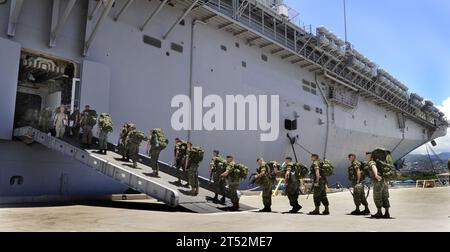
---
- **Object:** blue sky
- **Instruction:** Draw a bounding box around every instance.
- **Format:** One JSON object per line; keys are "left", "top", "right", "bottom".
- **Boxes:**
{"left": 286, "top": 0, "right": 450, "bottom": 103}
{"left": 285, "top": 0, "right": 450, "bottom": 153}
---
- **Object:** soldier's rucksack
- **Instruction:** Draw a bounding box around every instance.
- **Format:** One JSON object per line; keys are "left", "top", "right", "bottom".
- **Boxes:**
{"left": 151, "top": 128, "right": 169, "bottom": 150}
{"left": 293, "top": 163, "right": 309, "bottom": 180}
{"left": 212, "top": 157, "right": 227, "bottom": 173}
{"left": 98, "top": 113, "right": 113, "bottom": 132}
{"left": 348, "top": 160, "right": 368, "bottom": 182}
{"left": 371, "top": 148, "right": 399, "bottom": 181}
{"left": 189, "top": 146, "right": 204, "bottom": 164}
{"left": 266, "top": 161, "right": 280, "bottom": 181}
{"left": 128, "top": 130, "right": 146, "bottom": 144}
{"left": 85, "top": 110, "right": 97, "bottom": 127}
{"left": 320, "top": 159, "right": 334, "bottom": 177}
{"left": 231, "top": 163, "right": 249, "bottom": 180}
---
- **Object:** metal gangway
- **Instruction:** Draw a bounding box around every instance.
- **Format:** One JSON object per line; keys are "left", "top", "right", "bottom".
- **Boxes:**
{"left": 13, "top": 127, "right": 254, "bottom": 213}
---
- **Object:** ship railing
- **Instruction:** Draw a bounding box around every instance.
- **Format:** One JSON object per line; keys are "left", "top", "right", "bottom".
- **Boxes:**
{"left": 196, "top": 0, "right": 443, "bottom": 128}
{"left": 13, "top": 126, "right": 180, "bottom": 207}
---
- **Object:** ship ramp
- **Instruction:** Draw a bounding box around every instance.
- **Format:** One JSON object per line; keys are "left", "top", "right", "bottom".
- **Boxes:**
{"left": 13, "top": 127, "right": 255, "bottom": 213}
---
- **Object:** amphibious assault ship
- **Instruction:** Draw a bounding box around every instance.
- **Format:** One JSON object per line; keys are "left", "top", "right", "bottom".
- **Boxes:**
{"left": 0, "top": 0, "right": 447, "bottom": 211}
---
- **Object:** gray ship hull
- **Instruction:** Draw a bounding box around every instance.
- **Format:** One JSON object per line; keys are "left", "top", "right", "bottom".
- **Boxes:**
{"left": 0, "top": 0, "right": 447, "bottom": 199}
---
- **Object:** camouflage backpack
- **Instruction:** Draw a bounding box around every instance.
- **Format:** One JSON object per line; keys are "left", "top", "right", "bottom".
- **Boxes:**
{"left": 371, "top": 148, "right": 399, "bottom": 181}
{"left": 293, "top": 163, "right": 309, "bottom": 180}
{"left": 189, "top": 146, "right": 205, "bottom": 164}
{"left": 348, "top": 160, "right": 368, "bottom": 182}
{"left": 98, "top": 113, "right": 113, "bottom": 133}
{"left": 212, "top": 156, "right": 227, "bottom": 174}
{"left": 128, "top": 130, "right": 146, "bottom": 144}
{"left": 120, "top": 123, "right": 134, "bottom": 138}
{"left": 151, "top": 128, "right": 169, "bottom": 150}
{"left": 266, "top": 161, "right": 280, "bottom": 181}
{"left": 320, "top": 159, "right": 334, "bottom": 177}
{"left": 231, "top": 163, "right": 249, "bottom": 181}
{"left": 84, "top": 109, "right": 97, "bottom": 127}
{"left": 176, "top": 141, "right": 188, "bottom": 158}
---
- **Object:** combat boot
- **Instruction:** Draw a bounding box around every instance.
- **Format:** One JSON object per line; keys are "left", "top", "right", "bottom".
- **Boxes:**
{"left": 289, "top": 204, "right": 302, "bottom": 213}
{"left": 322, "top": 207, "right": 330, "bottom": 215}
{"left": 383, "top": 209, "right": 391, "bottom": 219}
{"left": 308, "top": 207, "right": 320, "bottom": 215}
{"left": 259, "top": 207, "right": 272, "bottom": 213}
{"left": 371, "top": 209, "right": 384, "bottom": 219}
{"left": 229, "top": 203, "right": 239, "bottom": 211}
{"left": 361, "top": 207, "right": 370, "bottom": 215}
{"left": 350, "top": 209, "right": 361, "bottom": 215}
{"left": 213, "top": 194, "right": 219, "bottom": 202}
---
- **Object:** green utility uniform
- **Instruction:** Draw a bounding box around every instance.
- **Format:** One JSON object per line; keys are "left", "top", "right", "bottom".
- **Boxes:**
{"left": 210, "top": 156, "right": 226, "bottom": 201}
{"left": 284, "top": 162, "right": 301, "bottom": 210}
{"left": 186, "top": 150, "right": 200, "bottom": 193}
{"left": 369, "top": 160, "right": 390, "bottom": 209}
{"left": 118, "top": 123, "right": 134, "bottom": 160}
{"left": 126, "top": 130, "right": 147, "bottom": 168}
{"left": 256, "top": 163, "right": 273, "bottom": 209}
{"left": 97, "top": 113, "right": 113, "bottom": 153}
{"left": 149, "top": 133, "right": 162, "bottom": 175}
{"left": 311, "top": 160, "right": 329, "bottom": 208}
{"left": 80, "top": 110, "right": 96, "bottom": 147}
{"left": 175, "top": 141, "right": 188, "bottom": 182}
{"left": 225, "top": 161, "right": 239, "bottom": 207}
{"left": 349, "top": 160, "right": 369, "bottom": 208}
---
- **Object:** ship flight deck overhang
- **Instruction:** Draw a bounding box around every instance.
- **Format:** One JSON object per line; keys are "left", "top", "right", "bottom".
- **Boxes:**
{"left": 174, "top": 0, "right": 448, "bottom": 130}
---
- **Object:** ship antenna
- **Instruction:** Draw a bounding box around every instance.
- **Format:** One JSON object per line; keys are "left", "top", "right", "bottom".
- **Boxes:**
{"left": 343, "top": 0, "right": 348, "bottom": 49}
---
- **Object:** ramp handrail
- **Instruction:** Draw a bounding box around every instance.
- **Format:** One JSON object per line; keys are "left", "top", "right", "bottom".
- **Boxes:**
{"left": 13, "top": 127, "right": 180, "bottom": 207}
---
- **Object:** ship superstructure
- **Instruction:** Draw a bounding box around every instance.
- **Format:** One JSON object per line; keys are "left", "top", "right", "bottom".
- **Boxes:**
{"left": 0, "top": 0, "right": 447, "bottom": 203}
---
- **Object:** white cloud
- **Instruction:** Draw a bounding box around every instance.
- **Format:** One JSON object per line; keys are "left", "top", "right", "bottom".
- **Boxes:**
{"left": 412, "top": 97, "right": 450, "bottom": 155}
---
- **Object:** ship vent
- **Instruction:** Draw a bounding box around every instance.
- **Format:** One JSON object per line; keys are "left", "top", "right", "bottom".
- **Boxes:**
{"left": 143, "top": 35, "right": 162, "bottom": 48}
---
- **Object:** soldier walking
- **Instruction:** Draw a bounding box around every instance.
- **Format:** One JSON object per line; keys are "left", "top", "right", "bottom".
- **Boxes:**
{"left": 174, "top": 138, "right": 188, "bottom": 184}
{"left": 210, "top": 150, "right": 226, "bottom": 204}
{"left": 118, "top": 123, "right": 135, "bottom": 161}
{"left": 367, "top": 152, "right": 391, "bottom": 219}
{"left": 147, "top": 128, "right": 168, "bottom": 177}
{"left": 348, "top": 154, "right": 370, "bottom": 215}
{"left": 309, "top": 154, "right": 330, "bottom": 215}
{"left": 97, "top": 113, "right": 113, "bottom": 154}
{"left": 185, "top": 142, "right": 203, "bottom": 196}
{"left": 255, "top": 158, "right": 273, "bottom": 212}
{"left": 126, "top": 129, "right": 147, "bottom": 168}
{"left": 282, "top": 157, "right": 302, "bottom": 213}
{"left": 80, "top": 105, "right": 97, "bottom": 149}
{"left": 221, "top": 156, "right": 239, "bottom": 211}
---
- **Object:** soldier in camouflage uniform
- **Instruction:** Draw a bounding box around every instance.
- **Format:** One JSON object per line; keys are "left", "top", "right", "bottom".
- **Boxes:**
{"left": 367, "top": 152, "right": 390, "bottom": 219}
{"left": 118, "top": 123, "right": 135, "bottom": 161}
{"left": 147, "top": 129, "right": 162, "bottom": 177}
{"left": 126, "top": 129, "right": 147, "bottom": 168}
{"left": 210, "top": 150, "right": 226, "bottom": 204}
{"left": 221, "top": 156, "right": 239, "bottom": 211}
{"left": 80, "top": 106, "right": 96, "bottom": 149}
{"left": 255, "top": 158, "right": 273, "bottom": 212}
{"left": 283, "top": 157, "right": 302, "bottom": 213}
{"left": 174, "top": 138, "right": 188, "bottom": 185}
{"left": 97, "top": 113, "right": 113, "bottom": 155}
{"left": 309, "top": 154, "right": 330, "bottom": 215}
{"left": 348, "top": 154, "right": 370, "bottom": 215}
{"left": 185, "top": 142, "right": 199, "bottom": 195}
